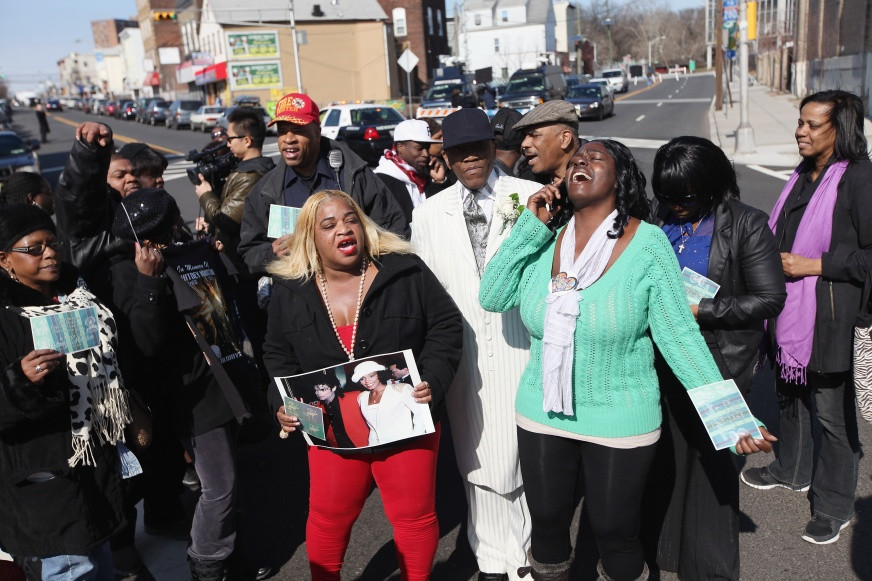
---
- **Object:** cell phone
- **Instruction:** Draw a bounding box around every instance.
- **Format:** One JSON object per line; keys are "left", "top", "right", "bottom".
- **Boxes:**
{"left": 545, "top": 181, "right": 572, "bottom": 231}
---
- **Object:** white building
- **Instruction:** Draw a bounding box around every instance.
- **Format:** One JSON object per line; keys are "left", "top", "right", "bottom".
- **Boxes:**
{"left": 119, "top": 27, "right": 147, "bottom": 98}
{"left": 94, "top": 47, "right": 126, "bottom": 97}
{"left": 56, "top": 53, "right": 97, "bottom": 97}
{"left": 457, "top": 0, "right": 557, "bottom": 81}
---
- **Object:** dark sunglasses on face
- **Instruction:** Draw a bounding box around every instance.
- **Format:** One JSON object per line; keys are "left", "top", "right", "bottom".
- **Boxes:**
{"left": 10, "top": 241, "right": 64, "bottom": 256}
{"left": 656, "top": 192, "right": 698, "bottom": 208}
{"left": 212, "top": 131, "right": 227, "bottom": 138}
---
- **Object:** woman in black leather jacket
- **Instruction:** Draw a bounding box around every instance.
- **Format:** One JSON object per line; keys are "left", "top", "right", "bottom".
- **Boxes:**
{"left": 642, "top": 136, "right": 786, "bottom": 580}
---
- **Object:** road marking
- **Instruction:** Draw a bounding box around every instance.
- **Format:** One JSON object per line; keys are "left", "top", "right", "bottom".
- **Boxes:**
{"left": 44, "top": 114, "right": 184, "bottom": 156}
{"left": 635, "top": 115, "right": 646, "bottom": 122}
{"left": 614, "top": 81, "right": 663, "bottom": 102}
{"left": 657, "top": 102, "right": 663, "bottom": 107}
{"left": 747, "top": 164, "right": 791, "bottom": 181}
{"left": 616, "top": 98, "right": 711, "bottom": 104}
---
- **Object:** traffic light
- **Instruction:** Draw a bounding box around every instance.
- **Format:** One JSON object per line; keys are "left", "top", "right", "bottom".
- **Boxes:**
{"left": 153, "top": 11, "right": 177, "bottom": 21}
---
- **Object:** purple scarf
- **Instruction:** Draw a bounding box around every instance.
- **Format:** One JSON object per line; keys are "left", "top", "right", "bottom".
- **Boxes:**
{"left": 768, "top": 159, "right": 849, "bottom": 384}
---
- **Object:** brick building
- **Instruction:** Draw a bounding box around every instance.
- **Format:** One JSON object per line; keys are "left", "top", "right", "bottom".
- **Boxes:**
{"left": 136, "top": 0, "right": 185, "bottom": 96}
{"left": 376, "top": 0, "right": 450, "bottom": 92}
{"left": 91, "top": 19, "right": 140, "bottom": 49}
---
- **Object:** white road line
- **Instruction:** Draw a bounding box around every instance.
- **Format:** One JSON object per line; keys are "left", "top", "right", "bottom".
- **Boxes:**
{"left": 635, "top": 115, "right": 646, "bottom": 122}
{"left": 747, "top": 164, "right": 791, "bottom": 181}
{"left": 618, "top": 98, "right": 711, "bottom": 104}
{"left": 657, "top": 102, "right": 663, "bottom": 107}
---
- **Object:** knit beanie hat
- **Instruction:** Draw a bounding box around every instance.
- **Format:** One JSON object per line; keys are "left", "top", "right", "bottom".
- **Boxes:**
{"left": 0, "top": 203, "right": 56, "bottom": 251}
{"left": 112, "top": 188, "right": 180, "bottom": 244}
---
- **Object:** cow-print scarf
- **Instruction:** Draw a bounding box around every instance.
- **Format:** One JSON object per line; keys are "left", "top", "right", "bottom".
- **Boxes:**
{"left": 17, "top": 287, "right": 131, "bottom": 467}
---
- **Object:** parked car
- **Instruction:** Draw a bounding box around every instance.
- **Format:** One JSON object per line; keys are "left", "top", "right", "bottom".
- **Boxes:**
{"left": 0, "top": 131, "right": 40, "bottom": 187}
{"left": 105, "top": 100, "right": 120, "bottom": 117}
{"left": 330, "top": 105, "right": 407, "bottom": 166}
{"left": 133, "top": 98, "right": 150, "bottom": 123}
{"left": 143, "top": 99, "right": 170, "bottom": 125}
{"left": 93, "top": 99, "right": 108, "bottom": 115}
{"left": 566, "top": 83, "right": 615, "bottom": 120}
{"left": 189, "top": 105, "right": 227, "bottom": 131}
{"left": 498, "top": 65, "right": 567, "bottom": 114}
{"left": 600, "top": 68, "right": 629, "bottom": 93}
{"left": 165, "top": 99, "right": 204, "bottom": 129}
{"left": 45, "top": 99, "right": 63, "bottom": 112}
{"left": 118, "top": 100, "right": 137, "bottom": 120}
{"left": 588, "top": 78, "right": 616, "bottom": 95}
{"left": 216, "top": 97, "right": 274, "bottom": 135}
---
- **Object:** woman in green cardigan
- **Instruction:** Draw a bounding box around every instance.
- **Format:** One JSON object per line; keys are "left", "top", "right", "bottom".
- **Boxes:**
{"left": 479, "top": 140, "right": 775, "bottom": 581}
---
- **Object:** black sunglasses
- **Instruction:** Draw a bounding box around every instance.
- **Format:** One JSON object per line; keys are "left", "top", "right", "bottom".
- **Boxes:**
{"left": 655, "top": 192, "right": 698, "bottom": 208}
{"left": 10, "top": 240, "right": 64, "bottom": 256}
{"left": 226, "top": 134, "right": 247, "bottom": 142}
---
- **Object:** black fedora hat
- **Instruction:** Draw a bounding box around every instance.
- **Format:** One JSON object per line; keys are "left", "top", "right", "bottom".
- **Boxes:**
{"left": 441, "top": 108, "right": 494, "bottom": 150}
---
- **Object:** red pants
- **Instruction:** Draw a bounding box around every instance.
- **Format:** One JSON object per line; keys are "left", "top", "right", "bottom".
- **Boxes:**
{"left": 306, "top": 425, "right": 441, "bottom": 580}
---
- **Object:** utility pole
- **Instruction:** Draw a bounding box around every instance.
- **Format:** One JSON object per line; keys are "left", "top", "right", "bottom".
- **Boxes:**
{"left": 604, "top": 0, "right": 613, "bottom": 67}
{"left": 715, "top": 0, "right": 724, "bottom": 111}
{"left": 735, "top": 0, "right": 755, "bottom": 152}
{"left": 289, "top": 0, "right": 303, "bottom": 92}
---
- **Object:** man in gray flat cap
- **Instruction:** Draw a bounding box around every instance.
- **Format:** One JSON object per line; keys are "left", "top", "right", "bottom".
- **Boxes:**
{"left": 514, "top": 100, "right": 581, "bottom": 186}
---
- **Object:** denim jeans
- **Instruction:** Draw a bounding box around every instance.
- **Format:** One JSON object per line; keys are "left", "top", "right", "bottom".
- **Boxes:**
{"left": 38, "top": 541, "right": 113, "bottom": 580}
{"left": 181, "top": 422, "right": 238, "bottom": 562}
{"left": 768, "top": 371, "right": 860, "bottom": 522}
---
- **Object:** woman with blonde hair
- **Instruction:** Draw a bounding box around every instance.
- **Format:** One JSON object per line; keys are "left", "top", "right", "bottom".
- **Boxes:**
{"left": 264, "top": 190, "right": 463, "bottom": 580}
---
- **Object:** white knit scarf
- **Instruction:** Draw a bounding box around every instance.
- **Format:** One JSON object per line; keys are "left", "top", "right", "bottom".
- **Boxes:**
{"left": 542, "top": 210, "right": 619, "bottom": 416}
{"left": 17, "top": 287, "right": 131, "bottom": 467}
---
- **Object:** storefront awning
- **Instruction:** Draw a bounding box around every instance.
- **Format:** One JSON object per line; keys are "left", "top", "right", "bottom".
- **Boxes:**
{"left": 195, "top": 62, "right": 227, "bottom": 86}
{"left": 143, "top": 72, "right": 161, "bottom": 86}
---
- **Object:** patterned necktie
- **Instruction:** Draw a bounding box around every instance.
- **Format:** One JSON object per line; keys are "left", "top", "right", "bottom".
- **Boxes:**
{"left": 463, "top": 189, "right": 490, "bottom": 276}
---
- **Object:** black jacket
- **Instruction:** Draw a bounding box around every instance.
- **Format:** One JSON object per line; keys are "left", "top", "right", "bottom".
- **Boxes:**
{"left": 238, "top": 138, "right": 409, "bottom": 276}
{"left": 263, "top": 253, "right": 463, "bottom": 426}
{"left": 54, "top": 135, "right": 123, "bottom": 303}
{"left": 772, "top": 158, "right": 872, "bottom": 373}
{"left": 108, "top": 252, "right": 234, "bottom": 436}
{"left": 0, "top": 268, "right": 124, "bottom": 558}
{"left": 375, "top": 172, "right": 448, "bottom": 225}
{"left": 654, "top": 199, "right": 786, "bottom": 391}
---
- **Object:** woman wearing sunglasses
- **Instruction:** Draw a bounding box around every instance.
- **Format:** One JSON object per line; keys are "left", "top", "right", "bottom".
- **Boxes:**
{"left": 643, "top": 136, "right": 785, "bottom": 580}
{"left": 0, "top": 204, "right": 131, "bottom": 579}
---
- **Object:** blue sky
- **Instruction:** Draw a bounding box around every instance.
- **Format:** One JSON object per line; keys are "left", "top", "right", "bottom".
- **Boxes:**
{"left": 0, "top": 0, "right": 704, "bottom": 94}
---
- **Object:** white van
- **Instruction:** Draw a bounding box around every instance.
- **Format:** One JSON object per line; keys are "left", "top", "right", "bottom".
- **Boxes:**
{"left": 600, "top": 68, "right": 629, "bottom": 93}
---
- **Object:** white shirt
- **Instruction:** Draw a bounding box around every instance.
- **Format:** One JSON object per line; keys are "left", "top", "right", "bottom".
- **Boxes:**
{"left": 459, "top": 170, "right": 499, "bottom": 226}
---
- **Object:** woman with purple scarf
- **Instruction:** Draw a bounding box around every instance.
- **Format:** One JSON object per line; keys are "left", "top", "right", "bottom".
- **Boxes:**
{"left": 740, "top": 90, "right": 871, "bottom": 545}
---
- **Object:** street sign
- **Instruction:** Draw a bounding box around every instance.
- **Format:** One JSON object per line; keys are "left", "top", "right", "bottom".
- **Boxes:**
{"left": 723, "top": 0, "right": 737, "bottom": 7}
{"left": 397, "top": 49, "right": 419, "bottom": 73}
{"left": 726, "top": 49, "right": 737, "bottom": 59}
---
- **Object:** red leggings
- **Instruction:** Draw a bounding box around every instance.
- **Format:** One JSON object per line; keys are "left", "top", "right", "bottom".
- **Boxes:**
{"left": 306, "top": 424, "right": 441, "bottom": 580}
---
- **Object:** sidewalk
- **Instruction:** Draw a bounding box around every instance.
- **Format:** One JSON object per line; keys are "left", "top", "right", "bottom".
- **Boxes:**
{"left": 709, "top": 81, "right": 872, "bottom": 167}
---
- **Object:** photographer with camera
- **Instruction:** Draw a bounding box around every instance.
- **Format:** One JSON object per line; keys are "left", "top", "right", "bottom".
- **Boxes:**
{"left": 193, "top": 108, "right": 274, "bottom": 273}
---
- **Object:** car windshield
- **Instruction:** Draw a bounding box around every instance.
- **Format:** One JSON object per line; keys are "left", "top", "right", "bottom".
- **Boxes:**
{"left": 180, "top": 101, "right": 202, "bottom": 110}
{"left": 601, "top": 71, "right": 623, "bottom": 79}
{"left": 0, "top": 135, "right": 28, "bottom": 156}
{"left": 350, "top": 108, "right": 404, "bottom": 125}
{"left": 568, "top": 86, "right": 601, "bottom": 98}
{"left": 153, "top": 101, "right": 169, "bottom": 108}
{"left": 425, "top": 84, "right": 461, "bottom": 100}
{"left": 204, "top": 107, "right": 225, "bottom": 114}
{"left": 506, "top": 74, "right": 545, "bottom": 92}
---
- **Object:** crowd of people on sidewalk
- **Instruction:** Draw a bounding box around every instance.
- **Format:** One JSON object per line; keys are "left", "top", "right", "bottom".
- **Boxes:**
{"left": 0, "top": 87, "right": 869, "bottom": 581}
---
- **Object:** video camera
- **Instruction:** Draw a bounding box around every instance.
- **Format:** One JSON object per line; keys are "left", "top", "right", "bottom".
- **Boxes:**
{"left": 186, "top": 143, "right": 238, "bottom": 197}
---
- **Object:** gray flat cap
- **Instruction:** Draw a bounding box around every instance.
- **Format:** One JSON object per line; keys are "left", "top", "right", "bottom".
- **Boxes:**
{"left": 513, "top": 100, "right": 579, "bottom": 133}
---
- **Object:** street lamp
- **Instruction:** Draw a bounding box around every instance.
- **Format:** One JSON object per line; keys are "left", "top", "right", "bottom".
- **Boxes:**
{"left": 288, "top": 0, "right": 303, "bottom": 92}
{"left": 603, "top": 17, "right": 614, "bottom": 66}
{"left": 647, "top": 36, "right": 665, "bottom": 75}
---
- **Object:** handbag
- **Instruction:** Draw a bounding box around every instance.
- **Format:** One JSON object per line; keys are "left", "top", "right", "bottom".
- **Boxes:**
{"left": 853, "top": 278, "right": 872, "bottom": 423}
{"left": 125, "top": 389, "right": 153, "bottom": 451}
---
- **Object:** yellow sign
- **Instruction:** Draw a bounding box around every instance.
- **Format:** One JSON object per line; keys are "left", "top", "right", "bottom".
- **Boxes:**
{"left": 747, "top": 2, "right": 757, "bottom": 41}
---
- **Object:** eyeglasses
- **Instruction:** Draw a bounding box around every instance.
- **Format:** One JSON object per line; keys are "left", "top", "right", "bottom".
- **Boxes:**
{"left": 655, "top": 192, "right": 698, "bottom": 208}
{"left": 211, "top": 132, "right": 227, "bottom": 138}
{"left": 10, "top": 241, "right": 64, "bottom": 256}
{"left": 226, "top": 134, "right": 247, "bottom": 142}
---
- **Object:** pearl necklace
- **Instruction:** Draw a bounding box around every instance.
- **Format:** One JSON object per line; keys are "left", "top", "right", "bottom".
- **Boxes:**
{"left": 318, "top": 258, "right": 368, "bottom": 361}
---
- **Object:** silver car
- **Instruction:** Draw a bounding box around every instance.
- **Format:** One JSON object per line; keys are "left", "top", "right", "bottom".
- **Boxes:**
{"left": 165, "top": 99, "right": 204, "bottom": 130}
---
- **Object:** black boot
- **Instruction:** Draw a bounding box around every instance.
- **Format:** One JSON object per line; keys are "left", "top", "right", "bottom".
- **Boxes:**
{"left": 517, "top": 549, "right": 572, "bottom": 581}
{"left": 188, "top": 556, "right": 226, "bottom": 581}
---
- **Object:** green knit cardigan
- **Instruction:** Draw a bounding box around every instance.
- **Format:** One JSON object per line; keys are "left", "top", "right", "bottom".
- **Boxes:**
{"left": 479, "top": 211, "right": 724, "bottom": 438}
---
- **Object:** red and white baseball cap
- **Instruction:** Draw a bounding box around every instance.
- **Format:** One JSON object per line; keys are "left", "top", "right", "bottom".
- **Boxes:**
{"left": 268, "top": 93, "right": 320, "bottom": 127}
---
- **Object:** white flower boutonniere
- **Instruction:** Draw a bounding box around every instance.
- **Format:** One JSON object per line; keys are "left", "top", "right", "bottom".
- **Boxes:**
{"left": 497, "top": 193, "right": 523, "bottom": 234}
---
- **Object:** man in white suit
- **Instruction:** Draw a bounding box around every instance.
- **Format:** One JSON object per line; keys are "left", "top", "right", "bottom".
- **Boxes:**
{"left": 411, "top": 109, "right": 543, "bottom": 581}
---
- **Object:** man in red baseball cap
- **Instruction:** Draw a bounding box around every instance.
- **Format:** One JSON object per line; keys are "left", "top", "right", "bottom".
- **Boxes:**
{"left": 238, "top": 92, "right": 408, "bottom": 275}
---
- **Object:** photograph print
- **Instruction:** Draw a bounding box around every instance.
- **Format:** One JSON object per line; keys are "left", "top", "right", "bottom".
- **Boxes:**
{"left": 274, "top": 349, "right": 434, "bottom": 449}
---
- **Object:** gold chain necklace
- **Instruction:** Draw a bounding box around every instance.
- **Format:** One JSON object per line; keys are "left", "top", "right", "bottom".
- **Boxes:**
{"left": 318, "top": 258, "right": 368, "bottom": 361}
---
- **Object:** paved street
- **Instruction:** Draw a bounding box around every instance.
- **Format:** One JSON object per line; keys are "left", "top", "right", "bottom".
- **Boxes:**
{"left": 5, "top": 76, "right": 872, "bottom": 580}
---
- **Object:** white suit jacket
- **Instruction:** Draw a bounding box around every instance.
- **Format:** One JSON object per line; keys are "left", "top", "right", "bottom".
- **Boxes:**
{"left": 411, "top": 169, "right": 542, "bottom": 494}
